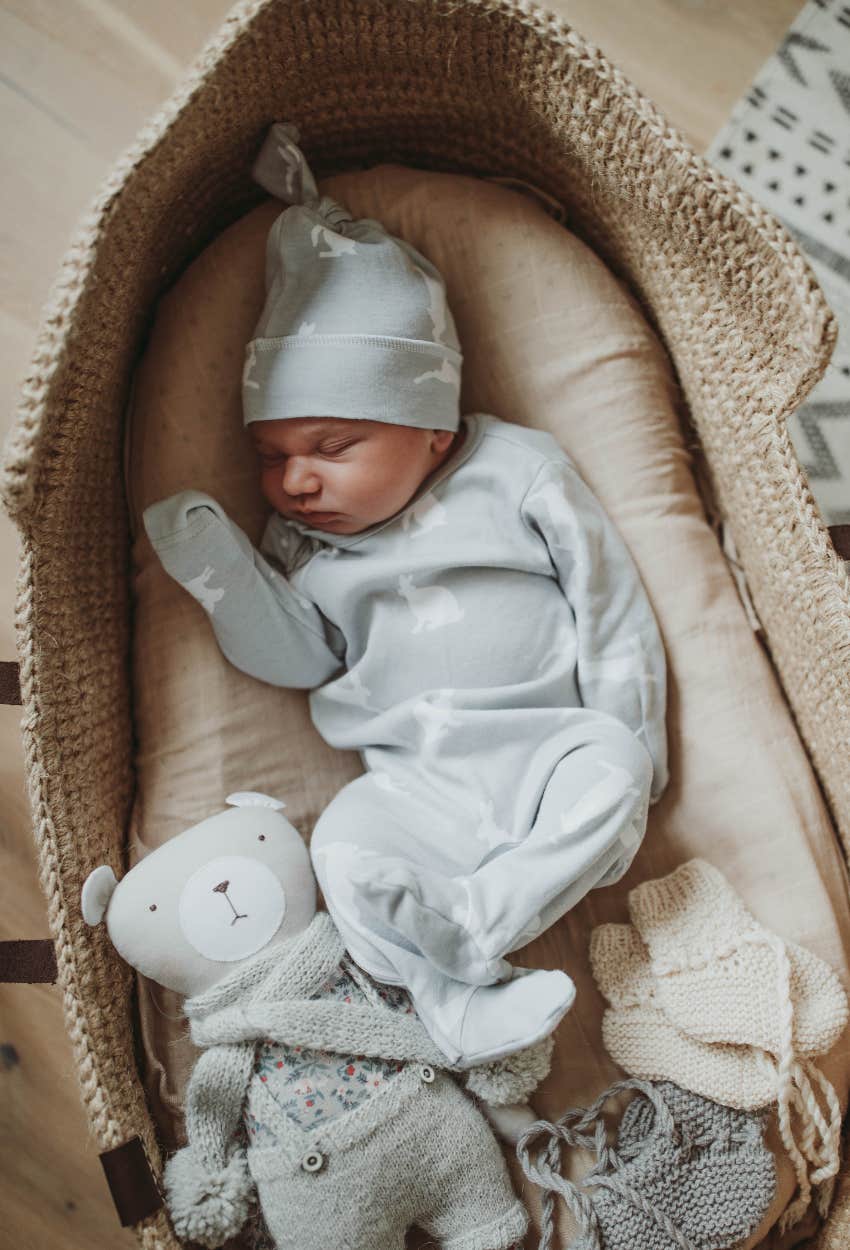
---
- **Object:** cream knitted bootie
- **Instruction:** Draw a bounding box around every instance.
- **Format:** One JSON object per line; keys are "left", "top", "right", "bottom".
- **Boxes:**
{"left": 627, "top": 859, "right": 848, "bottom": 1058}
{"left": 590, "top": 922, "right": 777, "bottom": 1110}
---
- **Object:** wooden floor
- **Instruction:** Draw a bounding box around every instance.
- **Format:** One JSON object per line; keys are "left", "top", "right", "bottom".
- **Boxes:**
{"left": 0, "top": 2, "right": 805, "bottom": 1246}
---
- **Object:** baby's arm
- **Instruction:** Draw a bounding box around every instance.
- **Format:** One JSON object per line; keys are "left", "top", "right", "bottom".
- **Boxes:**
{"left": 143, "top": 490, "right": 344, "bottom": 689}
{"left": 521, "top": 457, "right": 669, "bottom": 803}
{"left": 163, "top": 1043, "right": 254, "bottom": 1246}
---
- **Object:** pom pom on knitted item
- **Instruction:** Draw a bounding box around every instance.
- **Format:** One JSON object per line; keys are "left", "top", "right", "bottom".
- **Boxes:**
{"left": 590, "top": 922, "right": 777, "bottom": 1109}
{"left": 628, "top": 859, "right": 849, "bottom": 1057}
{"left": 465, "top": 1034, "right": 555, "bottom": 1106}
{"left": 164, "top": 1146, "right": 253, "bottom": 1248}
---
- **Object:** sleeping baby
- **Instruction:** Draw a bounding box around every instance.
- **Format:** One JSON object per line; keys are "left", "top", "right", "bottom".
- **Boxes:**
{"left": 143, "top": 122, "right": 669, "bottom": 1068}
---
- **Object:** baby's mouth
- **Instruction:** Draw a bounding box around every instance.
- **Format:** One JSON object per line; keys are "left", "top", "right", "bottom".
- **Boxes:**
{"left": 296, "top": 509, "right": 340, "bottom": 522}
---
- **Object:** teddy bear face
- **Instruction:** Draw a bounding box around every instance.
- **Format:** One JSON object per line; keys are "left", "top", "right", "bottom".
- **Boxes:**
{"left": 84, "top": 800, "right": 316, "bottom": 997}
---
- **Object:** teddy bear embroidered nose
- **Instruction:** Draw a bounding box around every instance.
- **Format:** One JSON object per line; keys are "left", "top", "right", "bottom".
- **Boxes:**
{"left": 179, "top": 855, "right": 286, "bottom": 961}
{"left": 213, "top": 880, "right": 248, "bottom": 925}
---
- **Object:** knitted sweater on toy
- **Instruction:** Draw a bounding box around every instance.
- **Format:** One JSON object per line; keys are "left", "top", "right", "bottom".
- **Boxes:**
{"left": 166, "top": 913, "right": 546, "bottom": 1249}
{"left": 181, "top": 913, "right": 552, "bottom": 1172}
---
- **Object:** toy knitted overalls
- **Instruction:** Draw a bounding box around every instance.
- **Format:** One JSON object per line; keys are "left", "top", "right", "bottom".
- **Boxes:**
{"left": 173, "top": 910, "right": 545, "bottom": 1250}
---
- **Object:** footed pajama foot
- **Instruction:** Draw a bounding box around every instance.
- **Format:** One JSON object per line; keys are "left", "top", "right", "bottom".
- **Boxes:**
{"left": 425, "top": 967, "right": 575, "bottom": 1068}
{"left": 352, "top": 860, "right": 511, "bottom": 985}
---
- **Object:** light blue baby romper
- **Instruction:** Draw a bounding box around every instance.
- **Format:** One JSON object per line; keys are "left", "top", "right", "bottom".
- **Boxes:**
{"left": 143, "top": 122, "right": 669, "bottom": 1065}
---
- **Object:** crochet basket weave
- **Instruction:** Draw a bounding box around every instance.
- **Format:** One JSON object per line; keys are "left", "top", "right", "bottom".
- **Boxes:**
{"left": 3, "top": 1, "right": 850, "bottom": 1246}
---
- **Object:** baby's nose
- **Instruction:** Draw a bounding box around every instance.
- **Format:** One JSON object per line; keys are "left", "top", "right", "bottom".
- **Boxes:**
{"left": 282, "top": 457, "right": 320, "bottom": 496}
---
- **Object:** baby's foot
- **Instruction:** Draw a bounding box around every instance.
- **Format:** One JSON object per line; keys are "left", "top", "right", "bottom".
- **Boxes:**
{"left": 430, "top": 967, "right": 575, "bottom": 1067}
{"left": 351, "top": 860, "right": 509, "bottom": 985}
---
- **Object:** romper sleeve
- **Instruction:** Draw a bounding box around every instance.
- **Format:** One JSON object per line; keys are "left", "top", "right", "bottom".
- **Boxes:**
{"left": 163, "top": 1043, "right": 254, "bottom": 1247}
{"left": 143, "top": 490, "right": 345, "bottom": 690}
{"left": 521, "top": 458, "right": 669, "bottom": 804}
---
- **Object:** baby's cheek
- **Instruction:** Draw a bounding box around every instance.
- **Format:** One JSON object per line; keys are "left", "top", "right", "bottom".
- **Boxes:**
{"left": 260, "top": 470, "right": 285, "bottom": 511}
{"left": 361, "top": 469, "right": 415, "bottom": 518}
{"left": 341, "top": 459, "right": 391, "bottom": 507}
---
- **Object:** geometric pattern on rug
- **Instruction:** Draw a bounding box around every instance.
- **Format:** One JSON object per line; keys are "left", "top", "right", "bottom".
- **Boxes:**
{"left": 707, "top": 0, "right": 850, "bottom": 527}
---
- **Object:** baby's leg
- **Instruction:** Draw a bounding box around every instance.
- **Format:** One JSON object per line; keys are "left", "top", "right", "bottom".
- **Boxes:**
{"left": 468, "top": 716, "right": 653, "bottom": 959}
{"left": 310, "top": 774, "right": 573, "bottom": 1065}
{"left": 311, "top": 772, "right": 510, "bottom": 986}
{"left": 354, "top": 711, "right": 653, "bottom": 976}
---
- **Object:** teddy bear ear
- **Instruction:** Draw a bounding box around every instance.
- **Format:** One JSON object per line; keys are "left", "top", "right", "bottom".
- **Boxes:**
{"left": 225, "top": 791, "right": 287, "bottom": 811}
{"left": 81, "top": 865, "right": 119, "bottom": 925}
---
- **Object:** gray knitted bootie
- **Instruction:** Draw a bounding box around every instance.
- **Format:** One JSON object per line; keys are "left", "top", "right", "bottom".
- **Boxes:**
{"left": 616, "top": 1078, "right": 768, "bottom": 1159}
{"left": 517, "top": 1078, "right": 776, "bottom": 1250}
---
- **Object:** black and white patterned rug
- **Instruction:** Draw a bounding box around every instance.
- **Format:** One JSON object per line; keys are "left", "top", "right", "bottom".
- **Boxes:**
{"left": 707, "top": 0, "right": 850, "bottom": 528}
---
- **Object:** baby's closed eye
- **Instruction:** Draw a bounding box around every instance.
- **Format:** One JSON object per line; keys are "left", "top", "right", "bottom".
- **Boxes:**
{"left": 319, "top": 440, "right": 358, "bottom": 457}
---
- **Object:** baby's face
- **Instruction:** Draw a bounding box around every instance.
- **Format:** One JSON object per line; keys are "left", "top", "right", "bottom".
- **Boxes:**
{"left": 251, "top": 417, "right": 457, "bottom": 535}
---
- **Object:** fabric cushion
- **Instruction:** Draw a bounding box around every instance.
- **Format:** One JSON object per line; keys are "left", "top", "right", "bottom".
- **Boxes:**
{"left": 125, "top": 165, "right": 850, "bottom": 1248}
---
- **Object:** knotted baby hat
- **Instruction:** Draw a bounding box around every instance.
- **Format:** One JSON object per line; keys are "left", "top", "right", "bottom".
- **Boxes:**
{"left": 242, "top": 121, "right": 463, "bottom": 431}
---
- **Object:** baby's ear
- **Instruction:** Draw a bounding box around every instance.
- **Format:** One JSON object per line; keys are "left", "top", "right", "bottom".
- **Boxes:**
{"left": 81, "top": 865, "right": 119, "bottom": 925}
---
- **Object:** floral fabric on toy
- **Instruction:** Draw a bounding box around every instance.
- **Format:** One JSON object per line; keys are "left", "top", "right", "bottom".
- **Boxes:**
{"left": 245, "top": 958, "right": 415, "bottom": 1142}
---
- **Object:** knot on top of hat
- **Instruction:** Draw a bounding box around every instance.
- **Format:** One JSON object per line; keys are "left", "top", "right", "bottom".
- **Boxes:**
{"left": 251, "top": 120, "right": 320, "bottom": 207}
{"left": 317, "top": 197, "right": 354, "bottom": 230}
{"left": 250, "top": 122, "right": 353, "bottom": 232}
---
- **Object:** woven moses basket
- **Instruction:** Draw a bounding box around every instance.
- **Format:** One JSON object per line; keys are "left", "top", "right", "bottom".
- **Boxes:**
{"left": 4, "top": 0, "right": 850, "bottom": 1246}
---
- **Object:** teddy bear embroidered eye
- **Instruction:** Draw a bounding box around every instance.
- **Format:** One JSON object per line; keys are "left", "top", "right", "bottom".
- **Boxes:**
{"left": 81, "top": 794, "right": 549, "bottom": 1250}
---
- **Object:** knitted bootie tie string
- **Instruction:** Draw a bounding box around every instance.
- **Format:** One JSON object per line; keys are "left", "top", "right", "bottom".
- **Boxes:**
{"left": 776, "top": 1058, "right": 842, "bottom": 1183}
{"left": 517, "top": 1090, "right": 633, "bottom": 1250}
{"left": 795, "top": 1059, "right": 842, "bottom": 1186}
{"left": 519, "top": 1129, "right": 601, "bottom": 1250}
{"left": 737, "top": 929, "right": 840, "bottom": 1233}
{"left": 759, "top": 927, "right": 811, "bottom": 1232}
{"left": 516, "top": 1079, "right": 699, "bottom": 1250}
{"left": 745, "top": 1045, "right": 842, "bottom": 1232}
{"left": 786, "top": 1057, "right": 842, "bottom": 1227}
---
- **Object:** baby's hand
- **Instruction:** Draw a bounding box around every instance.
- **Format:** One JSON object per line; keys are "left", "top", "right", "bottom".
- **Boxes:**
{"left": 143, "top": 490, "right": 254, "bottom": 607}
{"left": 479, "top": 1100, "right": 538, "bottom": 1143}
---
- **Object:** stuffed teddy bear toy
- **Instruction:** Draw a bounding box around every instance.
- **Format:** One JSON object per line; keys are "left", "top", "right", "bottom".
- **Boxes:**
{"left": 81, "top": 792, "right": 553, "bottom": 1250}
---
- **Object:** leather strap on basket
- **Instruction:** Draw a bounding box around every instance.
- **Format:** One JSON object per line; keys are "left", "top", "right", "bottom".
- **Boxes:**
{"left": 0, "top": 944, "right": 163, "bottom": 1223}
{"left": 99, "top": 1137, "right": 164, "bottom": 1226}
{"left": 829, "top": 525, "right": 850, "bottom": 561}
{"left": 0, "top": 671, "right": 49, "bottom": 979}
{"left": 0, "top": 939, "right": 57, "bottom": 983}
{"left": 0, "top": 660, "right": 21, "bottom": 705}
{"left": 0, "top": 658, "right": 162, "bottom": 1228}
